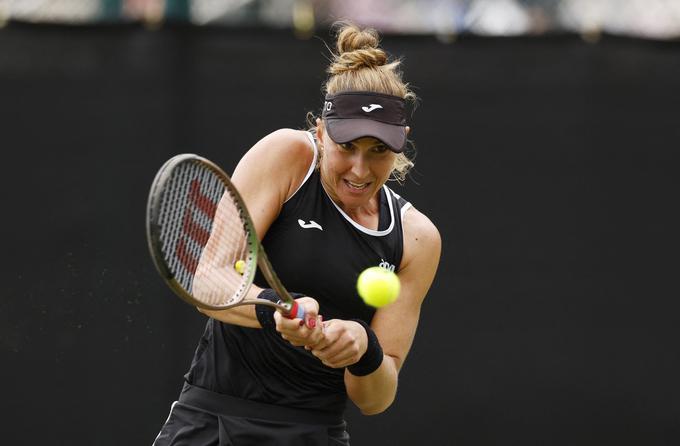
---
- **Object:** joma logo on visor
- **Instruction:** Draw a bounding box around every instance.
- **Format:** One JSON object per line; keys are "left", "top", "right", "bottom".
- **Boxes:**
{"left": 361, "top": 104, "right": 383, "bottom": 113}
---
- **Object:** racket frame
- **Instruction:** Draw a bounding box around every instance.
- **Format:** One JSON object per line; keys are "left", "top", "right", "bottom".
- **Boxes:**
{"left": 146, "top": 153, "right": 297, "bottom": 316}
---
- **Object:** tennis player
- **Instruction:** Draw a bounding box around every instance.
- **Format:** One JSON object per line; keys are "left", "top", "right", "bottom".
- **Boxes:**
{"left": 153, "top": 22, "right": 441, "bottom": 445}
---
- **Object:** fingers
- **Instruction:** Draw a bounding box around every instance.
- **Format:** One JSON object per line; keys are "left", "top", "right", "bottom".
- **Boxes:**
{"left": 277, "top": 315, "right": 365, "bottom": 368}
{"left": 272, "top": 297, "right": 368, "bottom": 370}
{"left": 274, "top": 310, "right": 304, "bottom": 330}
{"left": 297, "top": 297, "right": 321, "bottom": 329}
{"left": 312, "top": 346, "right": 358, "bottom": 368}
{"left": 304, "top": 312, "right": 319, "bottom": 330}
{"left": 276, "top": 296, "right": 319, "bottom": 329}
{"left": 275, "top": 312, "right": 324, "bottom": 347}
{"left": 307, "top": 319, "right": 366, "bottom": 368}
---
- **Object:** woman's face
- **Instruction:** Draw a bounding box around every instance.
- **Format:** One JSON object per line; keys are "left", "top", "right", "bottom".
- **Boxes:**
{"left": 317, "top": 120, "right": 396, "bottom": 210}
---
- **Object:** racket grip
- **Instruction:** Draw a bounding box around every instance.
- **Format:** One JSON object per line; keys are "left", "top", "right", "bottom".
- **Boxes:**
{"left": 285, "top": 301, "right": 306, "bottom": 320}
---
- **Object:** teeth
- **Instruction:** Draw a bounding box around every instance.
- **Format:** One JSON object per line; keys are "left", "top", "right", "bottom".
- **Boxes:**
{"left": 347, "top": 180, "right": 368, "bottom": 189}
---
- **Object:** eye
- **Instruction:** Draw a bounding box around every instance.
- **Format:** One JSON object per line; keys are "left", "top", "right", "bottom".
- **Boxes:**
{"left": 371, "top": 144, "right": 388, "bottom": 154}
{"left": 340, "top": 142, "right": 355, "bottom": 151}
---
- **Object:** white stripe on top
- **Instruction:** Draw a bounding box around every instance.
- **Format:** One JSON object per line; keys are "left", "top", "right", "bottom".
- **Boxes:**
{"left": 284, "top": 131, "right": 319, "bottom": 203}
{"left": 322, "top": 184, "right": 396, "bottom": 237}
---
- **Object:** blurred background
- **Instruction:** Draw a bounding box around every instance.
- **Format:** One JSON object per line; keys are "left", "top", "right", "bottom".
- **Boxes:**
{"left": 1, "top": 1, "right": 679, "bottom": 445}
{"left": 1, "top": 0, "right": 680, "bottom": 40}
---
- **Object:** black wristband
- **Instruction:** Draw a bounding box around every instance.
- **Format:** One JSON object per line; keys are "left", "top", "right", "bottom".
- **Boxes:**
{"left": 255, "top": 289, "right": 304, "bottom": 329}
{"left": 347, "top": 319, "right": 384, "bottom": 376}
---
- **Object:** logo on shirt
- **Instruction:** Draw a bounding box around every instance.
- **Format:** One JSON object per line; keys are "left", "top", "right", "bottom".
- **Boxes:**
{"left": 379, "top": 259, "right": 396, "bottom": 272}
{"left": 361, "top": 104, "right": 383, "bottom": 113}
{"left": 298, "top": 219, "right": 323, "bottom": 231}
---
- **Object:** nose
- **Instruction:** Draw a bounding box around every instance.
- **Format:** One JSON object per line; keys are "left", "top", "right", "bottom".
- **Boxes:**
{"left": 349, "top": 152, "right": 370, "bottom": 179}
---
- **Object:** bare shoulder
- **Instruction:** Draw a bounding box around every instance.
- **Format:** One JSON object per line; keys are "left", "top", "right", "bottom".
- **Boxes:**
{"left": 233, "top": 128, "right": 315, "bottom": 199}
{"left": 403, "top": 207, "right": 441, "bottom": 253}
{"left": 400, "top": 206, "right": 442, "bottom": 272}
{"left": 258, "top": 128, "right": 314, "bottom": 157}
{"left": 241, "top": 128, "right": 314, "bottom": 171}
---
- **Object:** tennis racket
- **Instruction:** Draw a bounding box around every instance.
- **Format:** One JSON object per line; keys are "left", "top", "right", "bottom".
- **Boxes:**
{"left": 146, "top": 153, "right": 305, "bottom": 319}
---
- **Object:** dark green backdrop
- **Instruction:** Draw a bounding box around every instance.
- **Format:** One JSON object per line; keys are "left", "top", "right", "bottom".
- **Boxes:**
{"left": 2, "top": 23, "right": 679, "bottom": 445}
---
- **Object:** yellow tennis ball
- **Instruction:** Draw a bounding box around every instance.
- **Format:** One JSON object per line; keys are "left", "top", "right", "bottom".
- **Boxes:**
{"left": 234, "top": 260, "right": 246, "bottom": 275}
{"left": 357, "top": 267, "right": 400, "bottom": 308}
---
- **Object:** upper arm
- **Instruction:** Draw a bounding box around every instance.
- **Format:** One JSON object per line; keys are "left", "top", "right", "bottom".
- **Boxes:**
{"left": 193, "top": 129, "right": 314, "bottom": 324}
{"left": 230, "top": 129, "right": 315, "bottom": 239}
{"left": 371, "top": 207, "right": 442, "bottom": 371}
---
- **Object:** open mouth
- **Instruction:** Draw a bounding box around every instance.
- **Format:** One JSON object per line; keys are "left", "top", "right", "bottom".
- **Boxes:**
{"left": 344, "top": 179, "right": 370, "bottom": 190}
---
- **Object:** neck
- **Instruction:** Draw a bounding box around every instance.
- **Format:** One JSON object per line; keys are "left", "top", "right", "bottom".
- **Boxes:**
{"left": 320, "top": 175, "right": 381, "bottom": 229}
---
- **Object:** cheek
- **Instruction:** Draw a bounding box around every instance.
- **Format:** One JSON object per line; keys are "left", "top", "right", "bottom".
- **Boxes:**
{"left": 320, "top": 153, "right": 343, "bottom": 179}
{"left": 372, "top": 157, "right": 396, "bottom": 181}
{"left": 322, "top": 149, "right": 349, "bottom": 174}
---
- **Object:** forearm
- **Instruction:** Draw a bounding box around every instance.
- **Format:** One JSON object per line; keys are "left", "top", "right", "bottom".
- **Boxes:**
{"left": 196, "top": 286, "right": 264, "bottom": 328}
{"left": 345, "top": 355, "right": 399, "bottom": 415}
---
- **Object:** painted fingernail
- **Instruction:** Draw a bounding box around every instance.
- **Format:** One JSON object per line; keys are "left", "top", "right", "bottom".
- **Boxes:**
{"left": 299, "top": 320, "right": 305, "bottom": 326}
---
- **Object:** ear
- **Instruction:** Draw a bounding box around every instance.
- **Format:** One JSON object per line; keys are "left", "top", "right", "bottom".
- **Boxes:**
{"left": 405, "top": 126, "right": 411, "bottom": 136}
{"left": 316, "top": 118, "right": 325, "bottom": 141}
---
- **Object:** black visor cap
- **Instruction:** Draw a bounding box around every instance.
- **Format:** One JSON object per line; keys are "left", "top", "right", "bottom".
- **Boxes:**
{"left": 322, "top": 92, "right": 408, "bottom": 153}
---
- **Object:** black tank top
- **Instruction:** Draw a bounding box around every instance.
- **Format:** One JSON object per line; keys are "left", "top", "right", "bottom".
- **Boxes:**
{"left": 185, "top": 133, "right": 411, "bottom": 415}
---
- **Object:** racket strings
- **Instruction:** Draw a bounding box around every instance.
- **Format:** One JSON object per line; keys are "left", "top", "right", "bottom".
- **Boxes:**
{"left": 199, "top": 187, "right": 253, "bottom": 306}
{"left": 159, "top": 163, "right": 198, "bottom": 290}
{"left": 158, "top": 161, "right": 254, "bottom": 307}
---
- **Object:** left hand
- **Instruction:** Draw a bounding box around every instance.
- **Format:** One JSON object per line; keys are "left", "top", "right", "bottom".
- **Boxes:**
{"left": 307, "top": 319, "right": 368, "bottom": 369}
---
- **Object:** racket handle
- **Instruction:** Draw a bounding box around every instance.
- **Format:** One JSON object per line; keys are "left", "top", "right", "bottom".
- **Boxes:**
{"left": 285, "top": 300, "right": 306, "bottom": 320}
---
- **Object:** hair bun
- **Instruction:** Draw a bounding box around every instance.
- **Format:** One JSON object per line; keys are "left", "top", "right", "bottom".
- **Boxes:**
{"left": 328, "top": 23, "right": 388, "bottom": 75}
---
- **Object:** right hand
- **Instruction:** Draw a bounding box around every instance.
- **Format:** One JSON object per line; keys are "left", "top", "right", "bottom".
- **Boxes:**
{"left": 274, "top": 296, "right": 324, "bottom": 347}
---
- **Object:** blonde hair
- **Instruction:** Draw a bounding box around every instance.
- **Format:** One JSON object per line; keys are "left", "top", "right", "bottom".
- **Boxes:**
{"left": 312, "top": 22, "right": 417, "bottom": 183}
